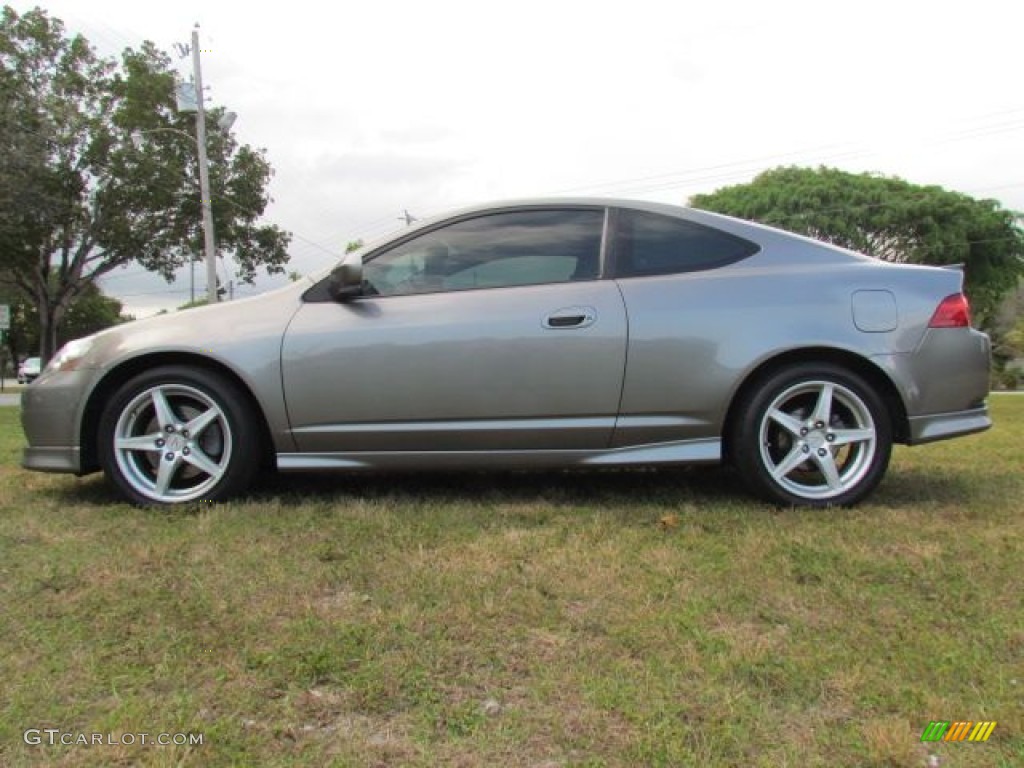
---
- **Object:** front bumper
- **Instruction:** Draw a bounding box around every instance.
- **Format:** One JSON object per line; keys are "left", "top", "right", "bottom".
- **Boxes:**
{"left": 20, "top": 369, "right": 97, "bottom": 475}
{"left": 22, "top": 446, "right": 83, "bottom": 473}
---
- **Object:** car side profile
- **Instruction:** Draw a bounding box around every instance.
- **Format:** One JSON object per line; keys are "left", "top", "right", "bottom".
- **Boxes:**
{"left": 21, "top": 199, "right": 992, "bottom": 507}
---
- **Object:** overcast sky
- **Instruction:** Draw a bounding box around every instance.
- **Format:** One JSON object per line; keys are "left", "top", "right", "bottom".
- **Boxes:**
{"left": 10, "top": 0, "right": 1024, "bottom": 316}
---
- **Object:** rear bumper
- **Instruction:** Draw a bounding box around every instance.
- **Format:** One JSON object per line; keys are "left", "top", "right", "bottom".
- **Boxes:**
{"left": 877, "top": 327, "right": 991, "bottom": 444}
{"left": 906, "top": 404, "right": 991, "bottom": 445}
{"left": 905, "top": 328, "right": 991, "bottom": 414}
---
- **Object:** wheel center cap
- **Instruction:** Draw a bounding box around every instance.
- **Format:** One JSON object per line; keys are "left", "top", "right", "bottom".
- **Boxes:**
{"left": 807, "top": 432, "right": 827, "bottom": 450}
{"left": 166, "top": 434, "right": 187, "bottom": 452}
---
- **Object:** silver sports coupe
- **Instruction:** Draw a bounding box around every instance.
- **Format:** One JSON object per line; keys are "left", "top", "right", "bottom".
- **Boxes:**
{"left": 21, "top": 199, "right": 992, "bottom": 507}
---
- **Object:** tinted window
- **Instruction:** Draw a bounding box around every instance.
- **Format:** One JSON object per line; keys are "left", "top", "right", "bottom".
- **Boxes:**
{"left": 614, "top": 210, "right": 758, "bottom": 277}
{"left": 363, "top": 209, "right": 604, "bottom": 296}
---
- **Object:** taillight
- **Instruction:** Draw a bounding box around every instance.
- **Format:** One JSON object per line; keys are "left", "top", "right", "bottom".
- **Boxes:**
{"left": 928, "top": 293, "right": 971, "bottom": 328}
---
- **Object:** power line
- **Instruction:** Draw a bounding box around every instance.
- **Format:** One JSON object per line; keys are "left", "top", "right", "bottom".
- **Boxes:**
{"left": 539, "top": 105, "right": 1024, "bottom": 201}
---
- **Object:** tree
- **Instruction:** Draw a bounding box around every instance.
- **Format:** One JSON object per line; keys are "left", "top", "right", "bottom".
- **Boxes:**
{"left": 690, "top": 167, "right": 1024, "bottom": 329}
{"left": 1005, "top": 317, "right": 1024, "bottom": 359}
{"left": 4, "top": 281, "right": 133, "bottom": 364}
{"left": 0, "top": 7, "right": 291, "bottom": 362}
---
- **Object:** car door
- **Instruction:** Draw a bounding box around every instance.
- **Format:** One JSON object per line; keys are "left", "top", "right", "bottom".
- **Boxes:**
{"left": 281, "top": 207, "right": 628, "bottom": 453}
{"left": 609, "top": 207, "right": 761, "bottom": 448}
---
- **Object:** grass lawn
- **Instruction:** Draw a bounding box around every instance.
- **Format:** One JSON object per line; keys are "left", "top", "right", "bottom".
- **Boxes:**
{"left": 1, "top": 397, "right": 1021, "bottom": 767}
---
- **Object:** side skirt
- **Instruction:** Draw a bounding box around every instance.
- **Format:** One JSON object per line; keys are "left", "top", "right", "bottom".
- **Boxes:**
{"left": 276, "top": 438, "right": 722, "bottom": 472}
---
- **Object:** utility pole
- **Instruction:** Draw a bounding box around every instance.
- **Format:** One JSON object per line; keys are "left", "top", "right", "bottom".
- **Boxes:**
{"left": 191, "top": 24, "right": 218, "bottom": 304}
{"left": 0, "top": 304, "right": 8, "bottom": 392}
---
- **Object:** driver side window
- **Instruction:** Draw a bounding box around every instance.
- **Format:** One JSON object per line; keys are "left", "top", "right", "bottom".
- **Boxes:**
{"left": 363, "top": 208, "right": 604, "bottom": 297}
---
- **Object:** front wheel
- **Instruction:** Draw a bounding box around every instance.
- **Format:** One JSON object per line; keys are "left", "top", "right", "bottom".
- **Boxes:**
{"left": 98, "top": 366, "right": 262, "bottom": 505}
{"left": 731, "top": 364, "right": 892, "bottom": 507}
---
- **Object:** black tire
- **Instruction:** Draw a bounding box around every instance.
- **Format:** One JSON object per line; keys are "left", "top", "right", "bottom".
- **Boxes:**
{"left": 98, "top": 365, "right": 262, "bottom": 505}
{"left": 731, "top": 363, "right": 892, "bottom": 507}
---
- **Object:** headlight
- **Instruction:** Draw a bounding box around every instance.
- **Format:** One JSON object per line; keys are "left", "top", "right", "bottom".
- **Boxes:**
{"left": 44, "top": 337, "right": 97, "bottom": 375}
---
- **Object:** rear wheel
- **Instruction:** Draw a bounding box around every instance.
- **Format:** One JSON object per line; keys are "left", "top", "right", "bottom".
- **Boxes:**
{"left": 732, "top": 363, "right": 892, "bottom": 507}
{"left": 98, "top": 366, "right": 262, "bottom": 505}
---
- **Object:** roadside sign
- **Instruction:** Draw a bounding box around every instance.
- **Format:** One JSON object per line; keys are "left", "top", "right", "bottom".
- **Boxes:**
{"left": 175, "top": 79, "right": 198, "bottom": 112}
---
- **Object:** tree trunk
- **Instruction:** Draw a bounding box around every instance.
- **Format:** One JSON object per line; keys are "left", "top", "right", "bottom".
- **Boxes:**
{"left": 37, "top": 298, "right": 64, "bottom": 366}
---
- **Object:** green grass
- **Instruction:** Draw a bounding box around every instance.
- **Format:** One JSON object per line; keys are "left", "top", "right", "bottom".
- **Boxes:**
{"left": 1, "top": 397, "right": 1021, "bottom": 767}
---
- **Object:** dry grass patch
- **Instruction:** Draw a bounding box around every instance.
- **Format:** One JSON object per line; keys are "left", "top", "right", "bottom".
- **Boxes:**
{"left": 1, "top": 397, "right": 1022, "bottom": 766}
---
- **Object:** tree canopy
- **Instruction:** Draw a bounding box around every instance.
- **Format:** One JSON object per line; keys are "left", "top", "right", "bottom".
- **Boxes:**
{"left": 690, "top": 166, "right": 1024, "bottom": 328}
{"left": 0, "top": 6, "right": 291, "bottom": 360}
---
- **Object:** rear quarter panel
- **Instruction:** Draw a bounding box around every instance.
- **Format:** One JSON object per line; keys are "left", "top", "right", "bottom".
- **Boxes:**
{"left": 612, "top": 245, "right": 968, "bottom": 446}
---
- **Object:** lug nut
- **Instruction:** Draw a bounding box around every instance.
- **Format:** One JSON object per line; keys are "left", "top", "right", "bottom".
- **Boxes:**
{"left": 155, "top": 438, "right": 165, "bottom": 448}
{"left": 802, "top": 445, "right": 810, "bottom": 453}
{"left": 800, "top": 427, "right": 808, "bottom": 436}
{"left": 165, "top": 452, "right": 175, "bottom": 461}
{"left": 818, "top": 448, "right": 828, "bottom": 457}
{"left": 815, "top": 421, "right": 825, "bottom": 429}
{"left": 182, "top": 447, "right": 191, "bottom": 456}
{"left": 826, "top": 434, "right": 836, "bottom": 442}
{"left": 165, "top": 425, "right": 175, "bottom": 433}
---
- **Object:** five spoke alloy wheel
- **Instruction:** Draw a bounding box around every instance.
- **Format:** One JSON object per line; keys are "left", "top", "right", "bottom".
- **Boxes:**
{"left": 99, "top": 366, "right": 260, "bottom": 505}
{"left": 733, "top": 364, "right": 892, "bottom": 507}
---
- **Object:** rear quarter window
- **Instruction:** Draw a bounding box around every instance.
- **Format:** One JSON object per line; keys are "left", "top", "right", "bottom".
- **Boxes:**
{"left": 614, "top": 209, "right": 759, "bottom": 277}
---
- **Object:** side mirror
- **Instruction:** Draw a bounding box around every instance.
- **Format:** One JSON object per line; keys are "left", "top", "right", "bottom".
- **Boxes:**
{"left": 328, "top": 254, "right": 364, "bottom": 300}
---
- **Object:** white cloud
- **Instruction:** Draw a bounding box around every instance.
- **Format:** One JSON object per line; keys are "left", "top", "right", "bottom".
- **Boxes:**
{"left": 10, "top": 0, "right": 1024, "bottom": 316}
